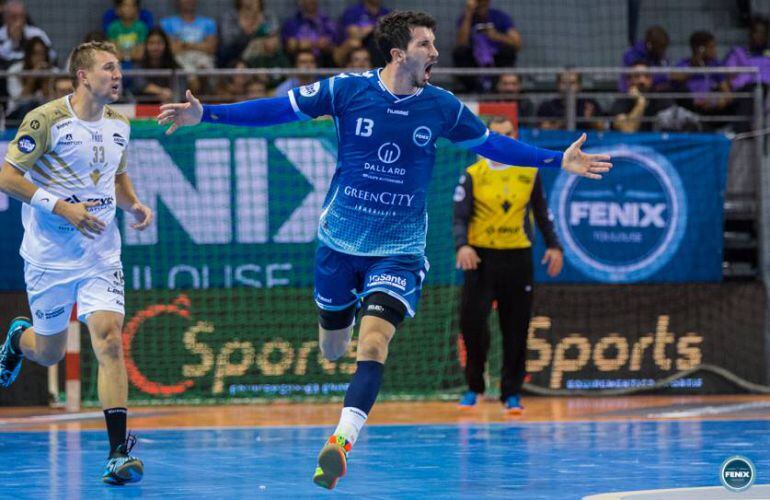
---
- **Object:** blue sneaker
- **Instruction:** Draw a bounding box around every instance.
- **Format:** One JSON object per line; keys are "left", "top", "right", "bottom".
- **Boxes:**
{"left": 102, "top": 434, "right": 144, "bottom": 485}
{"left": 0, "top": 316, "right": 31, "bottom": 388}
{"left": 458, "top": 391, "right": 478, "bottom": 408}
{"left": 504, "top": 395, "right": 524, "bottom": 414}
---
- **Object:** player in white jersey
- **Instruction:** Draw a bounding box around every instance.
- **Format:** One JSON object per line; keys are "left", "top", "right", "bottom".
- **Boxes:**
{"left": 0, "top": 41, "right": 152, "bottom": 486}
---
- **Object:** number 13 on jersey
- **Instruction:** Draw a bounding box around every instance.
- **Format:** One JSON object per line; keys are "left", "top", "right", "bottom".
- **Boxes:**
{"left": 355, "top": 118, "right": 373, "bottom": 137}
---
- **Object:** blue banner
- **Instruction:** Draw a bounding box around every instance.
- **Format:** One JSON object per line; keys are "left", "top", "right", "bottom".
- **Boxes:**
{"left": 0, "top": 126, "right": 730, "bottom": 291}
{"left": 523, "top": 130, "right": 730, "bottom": 283}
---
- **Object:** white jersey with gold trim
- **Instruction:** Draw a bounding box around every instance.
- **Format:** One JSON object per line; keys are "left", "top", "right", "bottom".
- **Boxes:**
{"left": 5, "top": 96, "right": 131, "bottom": 270}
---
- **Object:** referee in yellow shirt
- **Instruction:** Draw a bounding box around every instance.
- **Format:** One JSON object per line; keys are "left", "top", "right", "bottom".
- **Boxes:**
{"left": 453, "top": 116, "right": 563, "bottom": 414}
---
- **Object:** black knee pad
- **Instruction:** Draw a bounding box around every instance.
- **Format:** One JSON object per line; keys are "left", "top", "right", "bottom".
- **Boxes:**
{"left": 361, "top": 292, "right": 407, "bottom": 328}
{"left": 318, "top": 304, "right": 357, "bottom": 330}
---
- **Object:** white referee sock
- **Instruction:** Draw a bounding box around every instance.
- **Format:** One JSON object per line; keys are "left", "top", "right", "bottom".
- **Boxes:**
{"left": 333, "top": 407, "right": 368, "bottom": 447}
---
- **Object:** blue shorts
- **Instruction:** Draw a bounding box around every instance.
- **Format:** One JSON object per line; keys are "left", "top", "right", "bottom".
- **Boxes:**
{"left": 314, "top": 244, "right": 430, "bottom": 318}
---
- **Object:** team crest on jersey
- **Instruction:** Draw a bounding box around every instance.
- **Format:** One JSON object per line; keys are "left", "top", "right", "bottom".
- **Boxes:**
{"left": 17, "top": 135, "right": 36, "bottom": 153}
{"left": 412, "top": 126, "right": 432, "bottom": 147}
{"left": 113, "top": 133, "right": 127, "bottom": 147}
{"left": 90, "top": 169, "right": 102, "bottom": 185}
{"left": 300, "top": 82, "right": 320, "bottom": 97}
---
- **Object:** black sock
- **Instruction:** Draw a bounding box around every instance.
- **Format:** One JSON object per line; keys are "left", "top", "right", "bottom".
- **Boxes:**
{"left": 9, "top": 325, "right": 26, "bottom": 355}
{"left": 104, "top": 407, "right": 127, "bottom": 456}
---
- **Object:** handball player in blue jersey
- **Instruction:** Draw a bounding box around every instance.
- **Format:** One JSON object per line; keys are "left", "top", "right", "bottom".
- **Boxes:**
{"left": 158, "top": 10, "right": 611, "bottom": 490}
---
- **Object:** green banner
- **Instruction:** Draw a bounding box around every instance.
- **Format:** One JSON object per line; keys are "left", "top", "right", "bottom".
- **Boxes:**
{"left": 121, "top": 121, "right": 473, "bottom": 292}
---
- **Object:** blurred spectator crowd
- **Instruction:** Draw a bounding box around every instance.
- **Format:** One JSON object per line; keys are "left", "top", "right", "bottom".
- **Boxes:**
{"left": 0, "top": 0, "right": 768, "bottom": 133}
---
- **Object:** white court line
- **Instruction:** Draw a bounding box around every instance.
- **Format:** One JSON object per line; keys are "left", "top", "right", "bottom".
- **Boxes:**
{"left": 585, "top": 484, "right": 770, "bottom": 499}
{"left": 645, "top": 401, "right": 770, "bottom": 419}
{"left": 0, "top": 411, "right": 105, "bottom": 426}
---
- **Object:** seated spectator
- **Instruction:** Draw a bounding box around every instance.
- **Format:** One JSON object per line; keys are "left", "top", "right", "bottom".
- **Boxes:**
{"left": 218, "top": 0, "right": 278, "bottom": 67}
{"left": 273, "top": 48, "right": 317, "bottom": 96}
{"left": 621, "top": 25, "right": 670, "bottom": 91}
{"left": 537, "top": 70, "right": 604, "bottom": 130}
{"left": 245, "top": 78, "right": 267, "bottom": 99}
{"left": 724, "top": 14, "right": 770, "bottom": 131}
{"left": 334, "top": 0, "right": 389, "bottom": 67}
{"left": 453, "top": 0, "right": 521, "bottom": 92}
{"left": 611, "top": 62, "right": 674, "bottom": 132}
{"left": 106, "top": 0, "right": 149, "bottom": 65}
{"left": 102, "top": 0, "right": 153, "bottom": 33}
{"left": 161, "top": 0, "right": 217, "bottom": 71}
{"left": 724, "top": 14, "right": 770, "bottom": 91}
{"left": 346, "top": 46, "right": 371, "bottom": 71}
{"left": 0, "top": 0, "right": 55, "bottom": 67}
{"left": 244, "top": 31, "right": 290, "bottom": 89}
{"left": 214, "top": 59, "right": 252, "bottom": 102}
{"left": 673, "top": 31, "right": 732, "bottom": 118}
{"left": 133, "top": 27, "right": 181, "bottom": 103}
{"left": 48, "top": 75, "right": 73, "bottom": 100}
{"left": 6, "top": 36, "right": 52, "bottom": 120}
{"left": 281, "top": 0, "right": 337, "bottom": 67}
{"left": 495, "top": 72, "right": 534, "bottom": 121}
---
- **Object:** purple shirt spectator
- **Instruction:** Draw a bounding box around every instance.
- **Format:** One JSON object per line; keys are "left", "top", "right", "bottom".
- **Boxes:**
{"left": 621, "top": 41, "right": 670, "bottom": 91}
{"left": 281, "top": 9, "right": 337, "bottom": 57}
{"left": 724, "top": 46, "right": 770, "bottom": 89}
{"left": 675, "top": 57, "right": 725, "bottom": 93}
{"left": 456, "top": 8, "right": 513, "bottom": 66}
{"left": 341, "top": 2, "right": 389, "bottom": 38}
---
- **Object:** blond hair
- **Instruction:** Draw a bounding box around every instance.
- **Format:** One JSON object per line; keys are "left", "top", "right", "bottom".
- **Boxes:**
{"left": 68, "top": 41, "right": 118, "bottom": 87}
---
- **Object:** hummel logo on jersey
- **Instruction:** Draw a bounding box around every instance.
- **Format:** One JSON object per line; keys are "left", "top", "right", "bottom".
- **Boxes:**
{"left": 300, "top": 82, "right": 320, "bottom": 97}
{"left": 387, "top": 109, "right": 409, "bottom": 116}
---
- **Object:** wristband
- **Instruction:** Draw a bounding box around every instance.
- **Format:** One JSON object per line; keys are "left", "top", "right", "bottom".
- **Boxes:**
{"left": 30, "top": 188, "right": 60, "bottom": 213}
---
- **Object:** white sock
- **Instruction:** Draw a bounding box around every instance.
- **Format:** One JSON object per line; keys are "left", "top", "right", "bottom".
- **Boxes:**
{"left": 333, "top": 407, "right": 368, "bottom": 447}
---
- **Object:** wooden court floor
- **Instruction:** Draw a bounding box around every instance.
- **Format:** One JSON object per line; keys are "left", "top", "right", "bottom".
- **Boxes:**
{"left": 2, "top": 394, "right": 769, "bottom": 431}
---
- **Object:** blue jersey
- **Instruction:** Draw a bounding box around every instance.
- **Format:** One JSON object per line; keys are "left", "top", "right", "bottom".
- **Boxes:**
{"left": 289, "top": 69, "right": 488, "bottom": 257}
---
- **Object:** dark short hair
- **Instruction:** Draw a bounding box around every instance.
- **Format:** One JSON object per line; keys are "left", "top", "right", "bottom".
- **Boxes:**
{"left": 690, "top": 30, "right": 715, "bottom": 52}
{"left": 375, "top": 10, "right": 436, "bottom": 63}
{"left": 645, "top": 25, "right": 670, "bottom": 45}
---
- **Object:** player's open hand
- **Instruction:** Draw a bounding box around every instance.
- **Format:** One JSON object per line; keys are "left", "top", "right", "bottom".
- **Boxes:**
{"left": 54, "top": 201, "right": 107, "bottom": 239}
{"left": 561, "top": 133, "right": 612, "bottom": 180}
{"left": 157, "top": 90, "right": 203, "bottom": 135}
{"left": 127, "top": 202, "right": 153, "bottom": 231}
{"left": 456, "top": 245, "right": 481, "bottom": 270}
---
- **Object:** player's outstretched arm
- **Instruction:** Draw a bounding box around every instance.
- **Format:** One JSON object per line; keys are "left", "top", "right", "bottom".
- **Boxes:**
{"left": 561, "top": 133, "right": 612, "bottom": 180}
{"left": 157, "top": 90, "right": 203, "bottom": 135}
{"left": 157, "top": 89, "right": 302, "bottom": 135}
{"left": 470, "top": 131, "right": 612, "bottom": 179}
